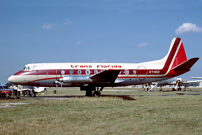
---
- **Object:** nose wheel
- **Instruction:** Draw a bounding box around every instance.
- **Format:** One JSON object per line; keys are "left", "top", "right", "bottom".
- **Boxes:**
{"left": 93, "top": 91, "right": 101, "bottom": 97}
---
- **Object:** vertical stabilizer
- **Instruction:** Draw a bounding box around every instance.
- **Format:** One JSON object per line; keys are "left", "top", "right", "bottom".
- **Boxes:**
{"left": 171, "top": 37, "right": 187, "bottom": 68}
{"left": 164, "top": 37, "right": 188, "bottom": 68}
{"left": 164, "top": 37, "right": 198, "bottom": 72}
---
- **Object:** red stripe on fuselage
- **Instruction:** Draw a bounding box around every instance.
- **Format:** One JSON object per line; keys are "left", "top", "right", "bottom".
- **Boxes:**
{"left": 14, "top": 69, "right": 164, "bottom": 76}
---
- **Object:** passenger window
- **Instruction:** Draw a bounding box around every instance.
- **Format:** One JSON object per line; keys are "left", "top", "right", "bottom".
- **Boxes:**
{"left": 70, "top": 70, "right": 73, "bottom": 75}
{"left": 86, "top": 69, "right": 90, "bottom": 75}
{"left": 78, "top": 70, "right": 81, "bottom": 75}
{"left": 61, "top": 70, "right": 65, "bottom": 75}
{"left": 94, "top": 70, "right": 98, "bottom": 74}
{"left": 125, "top": 69, "right": 129, "bottom": 75}
{"left": 133, "top": 70, "right": 136, "bottom": 75}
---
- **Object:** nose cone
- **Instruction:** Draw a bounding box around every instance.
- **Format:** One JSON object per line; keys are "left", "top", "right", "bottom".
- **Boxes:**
{"left": 8, "top": 75, "right": 15, "bottom": 83}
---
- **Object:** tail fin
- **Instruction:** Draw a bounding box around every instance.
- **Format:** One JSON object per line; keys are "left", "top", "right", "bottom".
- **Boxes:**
{"left": 164, "top": 37, "right": 187, "bottom": 68}
{"left": 171, "top": 37, "right": 187, "bottom": 68}
{"left": 163, "top": 37, "right": 199, "bottom": 72}
{"left": 137, "top": 37, "right": 198, "bottom": 74}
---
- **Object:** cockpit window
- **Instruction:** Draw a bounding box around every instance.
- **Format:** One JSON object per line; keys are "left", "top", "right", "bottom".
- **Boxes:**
{"left": 22, "top": 66, "right": 31, "bottom": 71}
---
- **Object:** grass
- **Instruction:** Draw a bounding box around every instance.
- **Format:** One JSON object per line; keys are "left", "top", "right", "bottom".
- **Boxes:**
{"left": 1, "top": 90, "right": 202, "bottom": 134}
{"left": 34, "top": 87, "right": 202, "bottom": 97}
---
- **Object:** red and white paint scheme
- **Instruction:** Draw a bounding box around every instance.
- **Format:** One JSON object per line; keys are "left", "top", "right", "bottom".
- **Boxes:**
{"left": 8, "top": 37, "right": 199, "bottom": 96}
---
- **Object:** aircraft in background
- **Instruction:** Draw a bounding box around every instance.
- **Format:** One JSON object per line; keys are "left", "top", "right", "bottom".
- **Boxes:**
{"left": 146, "top": 77, "right": 202, "bottom": 92}
{"left": 191, "top": 77, "right": 202, "bottom": 79}
{"left": 10, "top": 85, "right": 46, "bottom": 97}
{"left": 8, "top": 37, "right": 199, "bottom": 96}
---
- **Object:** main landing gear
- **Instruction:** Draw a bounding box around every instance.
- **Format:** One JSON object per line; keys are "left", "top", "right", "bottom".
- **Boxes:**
{"left": 85, "top": 87, "right": 104, "bottom": 97}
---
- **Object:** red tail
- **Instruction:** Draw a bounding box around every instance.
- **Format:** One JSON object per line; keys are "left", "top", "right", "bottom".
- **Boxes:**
{"left": 163, "top": 37, "right": 187, "bottom": 68}
{"left": 171, "top": 37, "right": 187, "bottom": 68}
{"left": 161, "top": 37, "right": 198, "bottom": 75}
{"left": 168, "top": 37, "right": 199, "bottom": 72}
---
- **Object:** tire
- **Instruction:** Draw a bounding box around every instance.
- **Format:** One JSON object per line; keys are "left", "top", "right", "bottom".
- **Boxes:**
{"left": 93, "top": 91, "right": 101, "bottom": 97}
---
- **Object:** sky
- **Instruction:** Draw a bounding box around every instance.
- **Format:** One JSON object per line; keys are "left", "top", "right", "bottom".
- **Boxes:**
{"left": 0, "top": 0, "right": 202, "bottom": 84}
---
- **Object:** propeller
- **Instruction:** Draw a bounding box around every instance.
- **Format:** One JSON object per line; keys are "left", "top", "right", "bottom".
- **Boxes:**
{"left": 60, "top": 69, "right": 65, "bottom": 89}
{"left": 54, "top": 69, "right": 65, "bottom": 90}
{"left": 55, "top": 69, "right": 59, "bottom": 92}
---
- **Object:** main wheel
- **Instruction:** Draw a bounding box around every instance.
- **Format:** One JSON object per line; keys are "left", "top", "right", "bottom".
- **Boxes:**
{"left": 93, "top": 91, "right": 101, "bottom": 97}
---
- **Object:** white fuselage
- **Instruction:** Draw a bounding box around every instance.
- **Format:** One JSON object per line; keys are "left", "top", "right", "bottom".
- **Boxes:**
{"left": 8, "top": 37, "right": 198, "bottom": 91}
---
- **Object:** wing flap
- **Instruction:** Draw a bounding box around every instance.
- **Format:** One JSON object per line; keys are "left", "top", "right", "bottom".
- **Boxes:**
{"left": 172, "top": 57, "right": 199, "bottom": 72}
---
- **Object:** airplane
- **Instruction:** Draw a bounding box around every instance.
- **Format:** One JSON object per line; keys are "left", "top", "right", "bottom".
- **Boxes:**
{"left": 145, "top": 77, "right": 202, "bottom": 92}
{"left": 191, "top": 77, "right": 202, "bottom": 79}
{"left": 8, "top": 37, "right": 199, "bottom": 97}
{"left": 10, "top": 85, "right": 47, "bottom": 97}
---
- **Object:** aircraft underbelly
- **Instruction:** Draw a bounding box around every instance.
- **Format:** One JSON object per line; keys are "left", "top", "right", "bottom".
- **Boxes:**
{"left": 117, "top": 77, "right": 171, "bottom": 86}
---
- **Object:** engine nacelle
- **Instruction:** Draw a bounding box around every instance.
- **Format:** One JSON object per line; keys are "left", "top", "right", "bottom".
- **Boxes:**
{"left": 59, "top": 76, "right": 92, "bottom": 83}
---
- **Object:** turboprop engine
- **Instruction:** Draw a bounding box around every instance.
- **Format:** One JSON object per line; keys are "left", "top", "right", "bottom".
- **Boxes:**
{"left": 59, "top": 76, "right": 93, "bottom": 83}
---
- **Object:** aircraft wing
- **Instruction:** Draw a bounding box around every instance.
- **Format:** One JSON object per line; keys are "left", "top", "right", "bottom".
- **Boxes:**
{"left": 182, "top": 80, "right": 202, "bottom": 84}
{"left": 169, "top": 80, "right": 202, "bottom": 85}
{"left": 34, "top": 87, "right": 47, "bottom": 93}
{"left": 191, "top": 77, "right": 202, "bottom": 79}
{"left": 90, "top": 70, "right": 121, "bottom": 83}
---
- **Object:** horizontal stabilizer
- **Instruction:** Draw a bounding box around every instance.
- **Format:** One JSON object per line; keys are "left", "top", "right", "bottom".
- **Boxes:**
{"left": 90, "top": 70, "right": 120, "bottom": 82}
{"left": 172, "top": 57, "right": 199, "bottom": 71}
